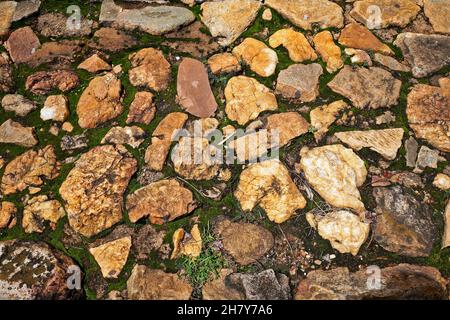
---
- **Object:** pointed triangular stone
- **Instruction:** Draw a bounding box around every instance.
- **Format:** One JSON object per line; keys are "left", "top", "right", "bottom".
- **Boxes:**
{"left": 90, "top": 237, "right": 132, "bottom": 278}
{"left": 335, "top": 128, "right": 404, "bottom": 160}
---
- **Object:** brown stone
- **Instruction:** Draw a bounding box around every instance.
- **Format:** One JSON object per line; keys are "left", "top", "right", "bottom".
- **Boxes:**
{"left": 4, "top": 26, "right": 40, "bottom": 63}
{"left": 0, "top": 119, "right": 37, "bottom": 147}
{"left": 202, "top": 269, "right": 245, "bottom": 300}
{"left": 423, "top": 0, "right": 450, "bottom": 34}
{"left": 269, "top": 29, "right": 317, "bottom": 63}
{"left": 90, "top": 237, "right": 132, "bottom": 279}
{"left": 265, "top": 112, "right": 309, "bottom": 147}
{"left": 208, "top": 53, "right": 241, "bottom": 75}
{"left": 25, "top": 70, "right": 79, "bottom": 95}
{"left": 37, "top": 12, "right": 93, "bottom": 37}
{"left": 1, "top": 145, "right": 60, "bottom": 195}
{"left": 276, "top": 63, "right": 323, "bottom": 102}
{"left": 0, "top": 53, "right": 14, "bottom": 93}
{"left": 126, "top": 91, "right": 156, "bottom": 125}
{"left": 339, "top": 23, "right": 393, "bottom": 55}
{"left": 0, "top": 201, "right": 16, "bottom": 229}
{"left": 177, "top": 58, "right": 217, "bottom": 118}
{"left": 373, "top": 53, "right": 410, "bottom": 72}
{"left": 0, "top": 2, "right": 16, "bottom": 37}
{"left": 25, "top": 40, "right": 84, "bottom": 69}
{"left": 443, "top": 201, "right": 450, "bottom": 249}
{"left": 22, "top": 195, "right": 65, "bottom": 234}
{"left": 78, "top": 54, "right": 111, "bottom": 73}
{"left": 76, "top": 73, "right": 123, "bottom": 129}
{"left": 128, "top": 48, "right": 171, "bottom": 91}
{"left": 126, "top": 178, "right": 197, "bottom": 224}
{"left": 232, "top": 38, "right": 278, "bottom": 77}
{"left": 89, "top": 27, "right": 137, "bottom": 53}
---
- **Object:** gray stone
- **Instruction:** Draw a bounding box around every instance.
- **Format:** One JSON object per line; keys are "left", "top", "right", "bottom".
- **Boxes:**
{"left": 60, "top": 134, "right": 88, "bottom": 151}
{"left": 414, "top": 146, "right": 445, "bottom": 173}
{"left": 13, "top": 0, "right": 41, "bottom": 22}
{"left": 405, "top": 136, "right": 419, "bottom": 167}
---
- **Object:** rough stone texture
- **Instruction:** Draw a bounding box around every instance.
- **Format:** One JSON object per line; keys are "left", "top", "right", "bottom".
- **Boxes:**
{"left": 144, "top": 112, "right": 188, "bottom": 171}
{"left": 37, "top": 12, "right": 93, "bottom": 37}
{"left": 171, "top": 224, "right": 202, "bottom": 259}
{"left": 406, "top": 84, "right": 450, "bottom": 152}
{"left": 76, "top": 73, "right": 123, "bottom": 129}
{"left": 215, "top": 219, "right": 274, "bottom": 265}
{"left": 25, "top": 70, "right": 79, "bottom": 95}
{"left": 200, "top": 0, "right": 261, "bottom": 47}
{"left": 265, "top": 0, "right": 343, "bottom": 30}
{"left": 423, "top": 0, "right": 450, "bottom": 34}
{"left": 310, "top": 100, "right": 349, "bottom": 142}
{"left": 2, "top": 94, "right": 36, "bottom": 117}
{"left": 59, "top": 145, "right": 137, "bottom": 237}
{"left": 0, "top": 201, "right": 16, "bottom": 229}
{"left": 276, "top": 63, "right": 323, "bottom": 103}
{"left": 0, "top": 119, "right": 37, "bottom": 147}
{"left": 227, "top": 269, "right": 291, "bottom": 300}
{"left": 127, "top": 265, "right": 192, "bottom": 300}
{"left": 350, "top": 0, "right": 420, "bottom": 29}
{"left": 328, "top": 66, "right": 401, "bottom": 109}
{"left": 101, "top": 126, "right": 146, "bottom": 148}
{"left": 433, "top": 173, "right": 450, "bottom": 190}
{"left": 374, "top": 53, "right": 410, "bottom": 72}
{"left": 269, "top": 29, "right": 317, "bottom": 63}
{"left": 128, "top": 48, "right": 171, "bottom": 92}
{"left": 299, "top": 145, "right": 367, "bottom": 213}
{"left": 41, "top": 95, "right": 69, "bottom": 122}
{"left": 78, "top": 54, "right": 111, "bottom": 73}
{"left": 89, "top": 237, "right": 132, "bottom": 278}
{"left": 235, "top": 159, "right": 306, "bottom": 223}
{"left": 335, "top": 128, "right": 404, "bottom": 160}
{"left": 232, "top": 38, "right": 278, "bottom": 77}
{"left": 313, "top": 31, "right": 344, "bottom": 73}
{"left": 126, "top": 178, "right": 197, "bottom": 224}
{"left": 265, "top": 112, "right": 309, "bottom": 147}
{"left": 295, "top": 264, "right": 448, "bottom": 300}
{"left": 0, "top": 53, "right": 14, "bottom": 93}
{"left": 208, "top": 53, "right": 241, "bottom": 75}
{"left": 127, "top": 91, "right": 155, "bottom": 125}
{"left": 225, "top": 76, "right": 277, "bottom": 126}
{"left": 0, "top": 240, "right": 83, "bottom": 300}
{"left": 99, "top": 0, "right": 195, "bottom": 35}
{"left": 4, "top": 26, "right": 40, "bottom": 63}
{"left": 0, "top": 1, "right": 17, "bottom": 37}
{"left": 12, "top": 0, "right": 41, "bottom": 22}
{"left": 89, "top": 27, "right": 137, "bottom": 53}
{"left": 405, "top": 136, "right": 419, "bottom": 167}
{"left": 25, "top": 40, "right": 83, "bottom": 69}
{"left": 414, "top": 146, "right": 444, "bottom": 173}
{"left": 339, "top": 23, "right": 393, "bottom": 55}
{"left": 307, "top": 210, "right": 370, "bottom": 255}
{"left": 133, "top": 224, "right": 166, "bottom": 260}
{"left": 22, "top": 195, "right": 65, "bottom": 234}
{"left": 60, "top": 134, "right": 88, "bottom": 152}
{"left": 228, "top": 130, "right": 272, "bottom": 162}
{"left": 394, "top": 33, "right": 450, "bottom": 78}
{"left": 177, "top": 58, "right": 217, "bottom": 118}
{"left": 373, "top": 186, "right": 438, "bottom": 257}
{"left": 443, "top": 201, "right": 450, "bottom": 249}
{"left": 202, "top": 269, "right": 245, "bottom": 300}
{"left": 0, "top": 145, "right": 59, "bottom": 195}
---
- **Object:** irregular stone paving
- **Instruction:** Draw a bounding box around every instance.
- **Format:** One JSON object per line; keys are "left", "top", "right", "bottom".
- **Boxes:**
{"left": 0, "top": 0, "right": 449, "bottom": 301}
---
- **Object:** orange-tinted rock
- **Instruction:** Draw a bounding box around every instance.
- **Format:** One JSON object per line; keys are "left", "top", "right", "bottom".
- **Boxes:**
{"left": 78, "top": 54, "right": 111, "bottom": 73}
{"left": 208, "top": 53, "right": 241, "bottom": 75}
{"left": 339, "top": 23, "right": 393, "bottom": 55}
{"left": 4, "top": 26, "right": 40, "bottom": 63}
{"left": 313, "top": 31, "right": 343, "bottom": 73}
{"left": 89, "top": 27, "right": 137, "bottom": 53}
{"left": 25, "top": 70, "right": 79, "bottom": 95}
{"left": 269, "top": 29, "right": 317, "bottom": 63}
{"left": 126, "top": 91, "right": 156, "bottom": 125}
{"left": 128, "top": 48, "right": 171, "bottom": 91}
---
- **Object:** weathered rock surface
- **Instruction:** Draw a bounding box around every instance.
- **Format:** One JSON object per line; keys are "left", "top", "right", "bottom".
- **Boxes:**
{"left": 12, "top": 0, "right": 41, "bottom": 22}
{"left": 127, "top": 91, "right": 155, "bottom": 125}
{"left": 307, "top": 210, "right": 370, "bottom": 255}
{"left": 127, "top": 265, "right": 192, "bottom": 300}
{"left": 25, "top": 70, "right": 79, "bottom": 95}
{"left": 394, "top": 33, "right": 450, "bottom": 78}
{"left": 0, "top": 201, "right": 16, "bottom": 229}
{"left": 215, "top": 219, "right": 274, "bottom": 265}
{"left": 5, "top": 26, "right": 40, "bottom": 63}
{"left": 22, "top": 195, "right": 65, "bottom": 234}
{"left": 37, "top": 12, "right": 93, "bottom": 37}
{"left": 25, "top": 40, "right": 83, "bottom": 69}
{"left": 2, "top": 94, "right": 36, "bottom": 116}
{"left": 99, "top": 0, "right": 195, "bottom": 35}
{"left": 60, "top": 134, "right": 88, "bottom": 152}
{"left": 328, "top": 66, "right": 401, "bottom": 109}
{"left": 310, "top": 100, "right": 349, "bottom": 141}
{"left": 177, "top": 58, "right": 217, "bottom": 118}
{"left": 171, "top": 224, "right": 202, "bottom": 259}
{"left": 350, "top": 0, "right": 420, "bottom": 29}
{"left": 90, "top": 237, "right": 132, "bottom": 278}
{"left": 373, "top": 186, "right": 438, "bottom": 257}
{"left": 59, "top": 145, "right": 137, "bottom": 237}
{"left": 208, "top": 53, "right": 241, "bottom": 75}
{"left": 89, "top": 27, "right": 137, "bottom": 53}
{"left": 406, "top": 84, "right": 450, "bottom": 152}
{"left": 78, "top": 54, "right": 111, "bottom": 73}
{"left": 227, "top": 269, "right": 291, "bottom": 300}
{"left": 0, "top": 119, "right": 37, "bottom": 147}
{"left": 128, "top": 48, "right": 171, "bottom": 92}
{"left": 200, "top": 0, "right": 261, "bottom": 46}
{"left": 0, "top": 1, "right": 16, "bottom": 37}
{"left": 144, "top": 112, "right": 188, "bottom": 171}
{"left": 265, "top": 112, "right": 309, "bottom": 147}
{"left": 299, "top": 145, "right": 367, "bottom": 213}
{"left": 0, "top": 53, "right": 14, "bottom": 93}
{"left": 0, "top": 145, "right": 59, "bottom": 195}
{"left": 76, "top": 73, "right": 123, "bottom": 129}
{"left": 276, "top": 63, "right": 323, "bottom": 102}
{"left": 313, "top": 31, "right": 344, "bottom": 73}
{"left": 235, "top": 159, "right": 306, "bottom": 223}
{"left": 41, "top": 95, "right": 69, "bottom": 122}
{"left": 335, "top": 128, "right": 404, "bottom": 160}
{"left": 374, "top": 53, "right": 410, "bottom": 72}
{"left": 225, "top": 76, "right": 277, "bottom": 126}
{"left": 295, "top": 264, "right": 448, "bottom": 300}
{"left": 423, "top": 0, "right": 450, "bottom": 34}
{"left": 339, "top": 23, "right": 393, "bottom": 55}
{"left": 202, "top": 269, "right": 244, "bottom": 300}
{"left": 232, "top": 38, "right": 278, "bottom": 77}
{"left": 101, "top": 126, "right": 146, "bottom": 148}
{"left": 414, "top": 146, "right": 445, "bottom": 172}
{"left": 269, "top": 29, "right": 317, "bottom": 63}
{"left": 433, "top": 173, "right": 450, "bottom": 190}
{"left": 265, "top": 0, "right": 343, "bottom": 30}
{"left": 0, "top": 240, "right": 82, "bottom": 300}
{"left": 443, "top": 201, "right": 450, "bottom": 249}
{"left": 126, "top": 178, "right": 197, "bottom": 224}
